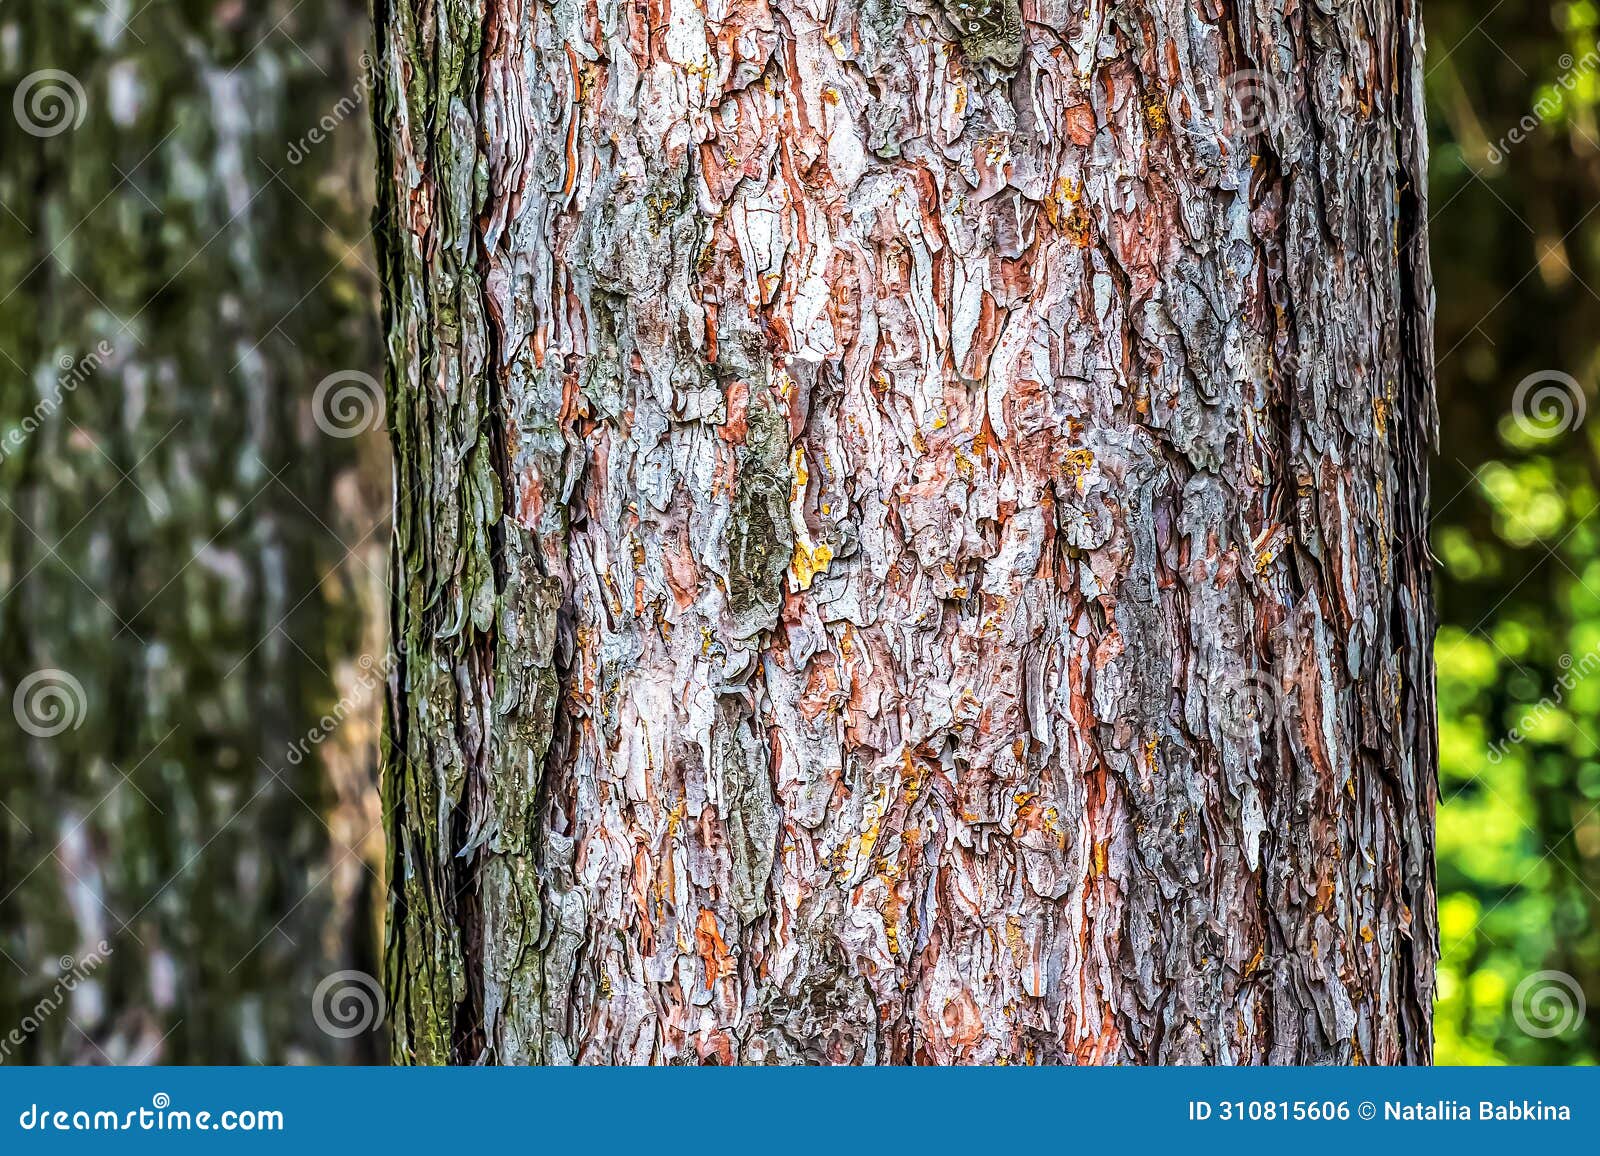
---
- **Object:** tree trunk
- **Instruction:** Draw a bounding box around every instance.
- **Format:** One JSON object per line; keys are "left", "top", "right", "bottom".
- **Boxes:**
{"left": 0, "top": 1, "right": 382, "bottom": 1063}
{"left": 377, "top": 0, "right": 1438, "bottom": 1064}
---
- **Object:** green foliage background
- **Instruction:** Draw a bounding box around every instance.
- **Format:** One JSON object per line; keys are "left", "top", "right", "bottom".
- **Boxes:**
{"left": 1429, "top": 0, "right": 1600, "bottom": 1063}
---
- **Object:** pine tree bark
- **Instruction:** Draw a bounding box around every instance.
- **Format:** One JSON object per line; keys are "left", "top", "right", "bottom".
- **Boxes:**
{"left": 0, "top": 2, "right": 381, "bottom": 1062}
{"left": 378, "top": 0, "right": 1438, "bottom": 1064}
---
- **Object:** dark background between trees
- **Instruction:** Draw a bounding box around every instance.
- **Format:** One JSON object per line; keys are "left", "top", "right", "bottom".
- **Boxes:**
{"left": 0, "top": 0, "right": 1593, "bottom": 1063}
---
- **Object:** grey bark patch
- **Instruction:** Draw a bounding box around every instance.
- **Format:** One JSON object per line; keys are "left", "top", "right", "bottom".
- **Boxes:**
{"left": 726, "top": 397, "right": 794, "bottom": 641}
{"left": 940, "top": 0, "right": 1025, "bottom": 69}
{"left": 712, "top": 700, "right": 780, "bottom": 924}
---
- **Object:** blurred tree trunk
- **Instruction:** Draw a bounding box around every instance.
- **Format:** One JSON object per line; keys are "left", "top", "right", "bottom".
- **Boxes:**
{"left": 0, "top": 2, "right": 383, "bottom": 1062}
{"left": 378, "top": 0, "right": 1438, "bottom": 1063}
